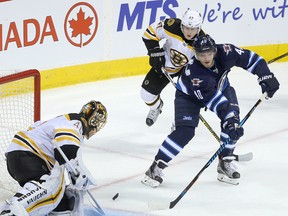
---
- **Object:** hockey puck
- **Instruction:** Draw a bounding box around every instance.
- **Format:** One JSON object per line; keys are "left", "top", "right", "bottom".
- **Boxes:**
{"left": 112, "top": 193, "right": 119, "bottom": 200}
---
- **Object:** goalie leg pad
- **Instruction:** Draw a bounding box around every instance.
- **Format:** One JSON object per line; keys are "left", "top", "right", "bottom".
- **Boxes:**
{"left": 49, "top": 186, "right": 86, "bottom": 216}
{"left": 48, "top": 210, "right": 73, "bottom": 215}
{"left": 65, "top": 186, "right": 85, "bottom": 216}
{"left": 9, "top": 163, "right": 66, "bottom": 216}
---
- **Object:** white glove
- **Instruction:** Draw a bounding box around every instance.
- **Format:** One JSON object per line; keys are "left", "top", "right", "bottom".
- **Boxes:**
{"left": 65, "top": 149, "right": 96, "bottom": 191}
{"left": 67, "top": 159, "right": 89, "bottom": 190}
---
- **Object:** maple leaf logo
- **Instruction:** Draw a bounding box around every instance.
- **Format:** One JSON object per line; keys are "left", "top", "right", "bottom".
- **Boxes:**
{"left": 64, "top": 2, "right": 98, "bottom": 47}
{"left": 69, "top": 8, "right": 93, "bottom": 47}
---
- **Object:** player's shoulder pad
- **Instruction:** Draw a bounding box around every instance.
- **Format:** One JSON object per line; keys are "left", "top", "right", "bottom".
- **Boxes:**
{"left": 163, "top": 18, "right": 182, "bottom": 35}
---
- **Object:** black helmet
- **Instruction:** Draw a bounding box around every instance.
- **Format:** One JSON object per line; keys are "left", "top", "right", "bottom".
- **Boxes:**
{"left": 193, "top": 34, "right": 217, "bottom": 53}
{"left": 79, "top": 100, "right": 107, "bottom": 139}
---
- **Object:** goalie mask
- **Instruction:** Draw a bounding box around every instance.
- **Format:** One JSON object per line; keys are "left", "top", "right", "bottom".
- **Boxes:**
{"left": 79, "top": 100, "right": 107, "bottom": 139}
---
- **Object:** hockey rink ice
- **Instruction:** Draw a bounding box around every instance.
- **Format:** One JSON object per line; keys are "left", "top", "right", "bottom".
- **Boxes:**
{"left": 2, "top": 62, "right": 288, "bottom": 215}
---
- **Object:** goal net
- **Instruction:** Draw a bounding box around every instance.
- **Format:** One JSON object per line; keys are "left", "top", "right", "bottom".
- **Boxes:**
{"left": 0, "top": 69, "right": 40, "bottom": 197}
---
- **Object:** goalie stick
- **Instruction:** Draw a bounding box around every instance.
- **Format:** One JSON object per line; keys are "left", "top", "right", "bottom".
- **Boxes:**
{"left": 52, "top": 140, "right": 106, "bottom": 216}
{"left": 161, "top": 67, "right": 253, "bottom": 162}
{"left": 148, "top": 93, "right": 267, "bottom": 210}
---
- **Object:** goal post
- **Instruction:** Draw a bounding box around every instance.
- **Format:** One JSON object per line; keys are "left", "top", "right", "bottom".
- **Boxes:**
{"left": 0, "top": 69, "right": 41, "bottom": 195}
{"left": 0, "top": 70, "right": 41, "bottom": 121}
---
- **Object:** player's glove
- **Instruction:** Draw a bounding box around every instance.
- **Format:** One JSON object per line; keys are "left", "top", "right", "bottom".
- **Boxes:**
{"left": 148, "top": 47, "right": 165, "bottom": 73}
{"left": 66, "top": 157, "right": 97, "bottom": 191}
{"left": 67, "top": 159, "right": 89, "bottom": 191}
{"left": 221, "top": 116, "right": 244, "bottom": 141}
{"left": 258, "top": 73, "right": 280, "bottom": 98}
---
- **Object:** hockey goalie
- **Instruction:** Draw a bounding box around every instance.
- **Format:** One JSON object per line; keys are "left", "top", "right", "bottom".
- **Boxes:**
{"left": 0, "top": 100, "right": 107, "bottom": 216}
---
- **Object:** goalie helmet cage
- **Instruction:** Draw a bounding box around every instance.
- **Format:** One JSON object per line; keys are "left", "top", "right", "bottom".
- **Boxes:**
{"left": 0, "top": 69, "right": 40, "bottom": 198}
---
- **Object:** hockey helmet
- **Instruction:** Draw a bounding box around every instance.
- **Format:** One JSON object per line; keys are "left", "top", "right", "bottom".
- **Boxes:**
{"left": 193, "top": 34, "right": 217, "bottom": 53}
{"left": 79, "top": 100, "right": 107, "bottom": 139}
{"left": 181, "top": 9, "right": 203, "bottom": 30}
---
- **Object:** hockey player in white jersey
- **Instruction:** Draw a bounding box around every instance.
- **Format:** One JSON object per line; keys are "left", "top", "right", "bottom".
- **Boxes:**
{"left": 140, "top": 8, "right": 206, "bottom": 126}
{"left": 0, "top": 100, "right": 107, "bottom": 216}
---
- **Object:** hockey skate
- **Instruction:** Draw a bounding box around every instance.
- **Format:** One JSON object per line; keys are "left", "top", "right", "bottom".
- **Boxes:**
{"left": 141, "top": 160, "right": 167, "bottom": 188}
{"left": 146, "top": 99, "right": 163, "bottom": 126}
{"left": 217, "top": 156, "right": 240, "bottom": 185}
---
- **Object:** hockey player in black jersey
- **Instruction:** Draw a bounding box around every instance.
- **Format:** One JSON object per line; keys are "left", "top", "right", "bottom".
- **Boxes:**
{"left": 141, "top": 8, "right": 206, "bottom": 126}
{"left": 141, "top": 34, "right": 280, "bottom": 187}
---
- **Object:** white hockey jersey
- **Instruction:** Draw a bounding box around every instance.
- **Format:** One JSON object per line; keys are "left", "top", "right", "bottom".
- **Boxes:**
{"left": 143, "top": 18, "right": 204, "bottom": 74}
{"left": 6, "top": 114, "right": 84, "bottom": 170}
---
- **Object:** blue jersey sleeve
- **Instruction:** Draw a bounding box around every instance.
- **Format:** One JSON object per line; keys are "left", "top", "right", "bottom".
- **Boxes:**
{"left": 216, "top": 44, "right": 272, "bottom": 77}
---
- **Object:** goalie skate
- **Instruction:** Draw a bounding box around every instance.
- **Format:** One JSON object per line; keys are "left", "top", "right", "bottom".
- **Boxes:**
{"left": 217, "top": 157, "right": 240, "bottom": 185}
{"left": 141, "top": 160, "right": 167, "bottom": 188}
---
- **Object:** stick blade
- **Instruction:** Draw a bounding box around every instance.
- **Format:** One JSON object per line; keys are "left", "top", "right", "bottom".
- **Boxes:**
{"left": 148, "top": 200, "right": 170, "bottom": 210}
{"left": 236, "top": 152, "right": 253, "bottom": 162}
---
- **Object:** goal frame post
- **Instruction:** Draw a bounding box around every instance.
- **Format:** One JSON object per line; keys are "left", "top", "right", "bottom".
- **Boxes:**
{"left": 0, "top": 69, "right": 41, "bottom": 121}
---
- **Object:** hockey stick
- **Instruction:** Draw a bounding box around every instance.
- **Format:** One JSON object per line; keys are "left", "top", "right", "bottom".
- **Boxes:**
{"left": 196, "top": 53, "right": 279, "bottom": 160}
{"left": 161, "top": 67, "right": 253, "bottom": 161}
{"left": 52, "top": 140, "right": 106, "bottom": 216}
{"left": 267, "top": 51, "right": 288, "bottom": 64}
{"left": 149, "top": 92, "right": 267, "bottom": 210}
{"left": 199, "top": 115, "right": 253, "bottom": 162}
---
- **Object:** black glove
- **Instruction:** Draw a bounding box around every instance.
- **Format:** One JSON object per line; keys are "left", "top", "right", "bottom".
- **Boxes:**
{"left": 148, "top": 47, "right": 165, "bottom": 73}
{"left": 258, "top": 73, "right": 280, "bottom": 98}
{"left": 221, "top": 116, "right": 244, "bottom": 141}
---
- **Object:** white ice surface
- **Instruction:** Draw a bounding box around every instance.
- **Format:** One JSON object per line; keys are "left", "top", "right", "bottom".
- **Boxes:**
{"left": 4, "top": 62, "right": 288, "bottom": 216}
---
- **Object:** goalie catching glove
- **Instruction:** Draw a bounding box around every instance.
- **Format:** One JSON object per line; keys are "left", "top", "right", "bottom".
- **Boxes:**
{"left": 221, "top": 116, "right": 244, "bottom": 141}
{"left": 148, "top": 47, "right": 165, "bottom": 73}
{"left": 258, "top": 73, "right": 280, "bottom": 98}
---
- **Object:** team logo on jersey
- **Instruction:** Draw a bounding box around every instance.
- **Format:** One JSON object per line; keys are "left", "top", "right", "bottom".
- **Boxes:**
{"left": 170, "top": 48, "right": 188, "bottom": 67}
{"left": 167, "top": 18, "right": 176, "bottom": 26}
{"left": 223, "top": 44, "right": 232, "bottom": 56}
{"left": 182, "top": 116, "right": 192, "bottom": 121}
{"left": 191, "top": 78, "right": 203, "bottom": 86}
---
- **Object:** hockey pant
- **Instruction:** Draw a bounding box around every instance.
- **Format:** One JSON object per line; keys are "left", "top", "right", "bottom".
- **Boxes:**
{"left": 140, "top": 68, "right": 180, "bottom": 105}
